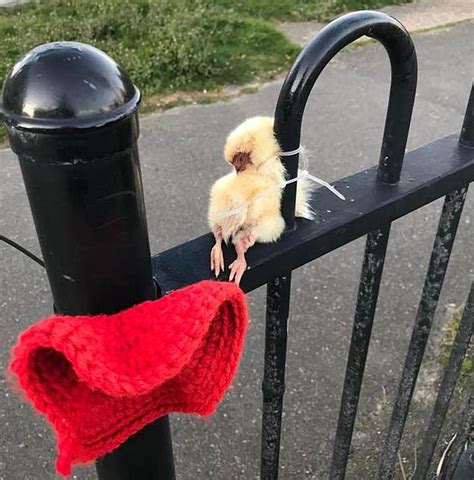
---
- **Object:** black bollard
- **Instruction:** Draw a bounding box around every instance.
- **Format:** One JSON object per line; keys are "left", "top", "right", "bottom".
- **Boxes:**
{"left": 0, "top": 42, "right": 175, "bottom": 479}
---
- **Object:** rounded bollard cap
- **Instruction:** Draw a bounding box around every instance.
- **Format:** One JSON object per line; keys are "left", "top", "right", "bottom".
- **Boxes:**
{"left": 0, "top": 42, "right": 140, "bottom": 132}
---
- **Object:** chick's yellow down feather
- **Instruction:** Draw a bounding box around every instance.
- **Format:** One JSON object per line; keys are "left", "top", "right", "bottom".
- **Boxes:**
{"left": 208, "top": 169, "right": 285, "bottom": 245}
{"left": 208, "top": 116, "right": 313, "bottom": 246}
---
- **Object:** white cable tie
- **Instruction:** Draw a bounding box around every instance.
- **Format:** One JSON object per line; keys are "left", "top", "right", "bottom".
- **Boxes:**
{"left": 282, "top": 176, "right": 300, "bottom": 186}
{"left": 282, "top": 170, "right": 346, "bottom": 201}
{"left": 280, "top": 146, "right": 302, "bottom": 157}
{"left": 304, "top": 172, "right": 346, "bottom": 200}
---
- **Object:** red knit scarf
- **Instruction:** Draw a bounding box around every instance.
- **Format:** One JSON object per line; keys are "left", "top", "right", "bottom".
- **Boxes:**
{"left": 9, "top": 280, "right": 248, "bottom": 476}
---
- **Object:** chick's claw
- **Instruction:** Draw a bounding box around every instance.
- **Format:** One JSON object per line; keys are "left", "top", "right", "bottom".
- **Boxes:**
{"left": 210, "top": 244, "right": 224, "bottom": 277}
{"left": 228, "top": 257, "right": 247, "bottom": 285}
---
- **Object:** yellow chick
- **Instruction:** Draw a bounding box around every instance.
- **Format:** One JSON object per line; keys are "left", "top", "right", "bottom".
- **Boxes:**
{"left": 208, "top": 116, "right": 313, "bottom": 285}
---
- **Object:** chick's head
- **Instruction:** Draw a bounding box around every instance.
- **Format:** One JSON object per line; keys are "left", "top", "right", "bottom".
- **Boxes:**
{"left": 224, "top": 116, "right": 281, "bottom": 173}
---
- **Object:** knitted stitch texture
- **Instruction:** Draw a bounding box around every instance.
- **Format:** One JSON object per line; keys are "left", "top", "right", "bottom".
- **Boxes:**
{"left": 9, "top": 280, "right": 247, "bottom": 477}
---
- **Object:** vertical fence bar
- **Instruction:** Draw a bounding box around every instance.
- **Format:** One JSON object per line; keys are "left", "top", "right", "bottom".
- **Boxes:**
{"left": 413, "top": 283, "right": 473, "bottom": 479}
{"left": 459, "top": 84, "right": 474, "bottom": 148}
{"left": 451, "top": 447, "right": 474, "bottom": 479}
{"left": 261, "top": 275, "right": 291, "bottom": 480}
{"left": 440, "top": 392, "right": 473, "bottom": 479}
{"left": 0, "top": 42, "right": 175, "bottom": 479}
{"left": 329, "top": 225, "right": 391, "bottom": 479}
{"left": 378, "top": 186, "right": 469, "bottom": 479}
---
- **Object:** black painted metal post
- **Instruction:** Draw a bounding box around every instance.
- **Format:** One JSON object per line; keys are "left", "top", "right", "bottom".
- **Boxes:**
{"left": 0, "top": 42, "right": 175, "bottom": 479}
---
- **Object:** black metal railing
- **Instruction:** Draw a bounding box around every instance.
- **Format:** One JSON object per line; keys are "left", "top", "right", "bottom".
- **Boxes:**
{"left": 1, "top": 10, "right": 472, "bottom": 480}
{"left": 274, "top": 12, "right": 418, "bottom": 479}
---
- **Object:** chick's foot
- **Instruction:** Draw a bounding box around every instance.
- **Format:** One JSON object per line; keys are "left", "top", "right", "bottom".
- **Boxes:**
{"left": 210, "top": 243, "right": 224, "bottom": 277}
{"left": 229, "top": 257, "right": 247, "bottom": 286}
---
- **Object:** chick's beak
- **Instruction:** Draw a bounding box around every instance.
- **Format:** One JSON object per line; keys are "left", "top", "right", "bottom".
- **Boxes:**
{"left": 232, "top": 152, "right": 251, "bottom": 172}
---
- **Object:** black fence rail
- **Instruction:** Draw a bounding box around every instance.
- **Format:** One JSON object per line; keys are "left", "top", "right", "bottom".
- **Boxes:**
{"left": 152, "top": 12, "right": 473, "bottom": 480}
{"left": 1, "top": 10, "right": 472, "bottom": 480}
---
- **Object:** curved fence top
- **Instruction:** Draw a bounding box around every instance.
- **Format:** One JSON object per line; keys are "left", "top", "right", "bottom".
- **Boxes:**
{"left": 275, "top": 10, "right": 418, "bottom": 227}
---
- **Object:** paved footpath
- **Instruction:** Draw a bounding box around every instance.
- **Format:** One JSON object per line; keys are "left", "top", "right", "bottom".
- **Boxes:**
{"left": 1, "top": 15, "right": 473, "bottom": 480}
{"left": 280, "top": 0, "right": 474, "bottom": 47}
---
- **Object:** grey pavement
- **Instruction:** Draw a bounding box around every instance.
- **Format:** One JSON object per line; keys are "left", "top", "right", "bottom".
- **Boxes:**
{"left": 1, "top": 21, "right": 473, "bottom": 480}
{"left": 279, "top": 0, "right": 474, "bottom": 47}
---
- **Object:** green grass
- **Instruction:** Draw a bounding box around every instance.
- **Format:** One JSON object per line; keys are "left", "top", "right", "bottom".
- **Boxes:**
{"left": 240, "top": 86, "right": 259, "bottom": 95}
{"left": 0, "top": 0, "right": 298, "bottom": 96}
{"left": 439, "top": 308, "right": 473, "bottom": 390}
{"left": 0, "top": 0, "right": 410, "bottom": 144}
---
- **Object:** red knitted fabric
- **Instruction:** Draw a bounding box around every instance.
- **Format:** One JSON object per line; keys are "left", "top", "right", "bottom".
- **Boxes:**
{"left": 9, "top": 280, "right": 247, "bottom": 477}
